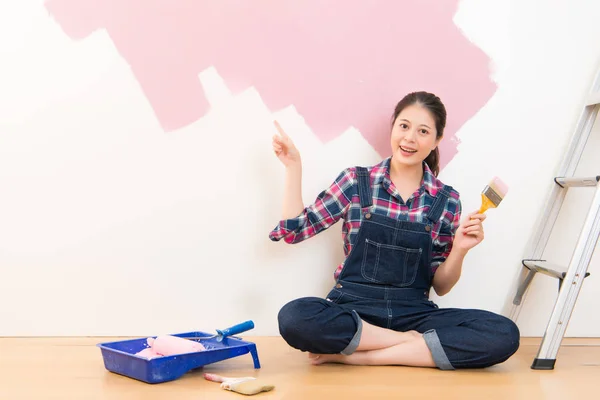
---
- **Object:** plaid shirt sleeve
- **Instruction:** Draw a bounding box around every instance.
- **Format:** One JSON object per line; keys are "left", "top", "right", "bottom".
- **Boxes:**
{"left": 430, "top": 194, "right": 462, "bottom": 274}
{"left": 269, "top": 168, "right": 355, "bottom": 244}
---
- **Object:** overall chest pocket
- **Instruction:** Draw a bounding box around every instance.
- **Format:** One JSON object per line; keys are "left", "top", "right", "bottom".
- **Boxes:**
{"left": 361, "top": 238, "right": 422, "bottom": 286}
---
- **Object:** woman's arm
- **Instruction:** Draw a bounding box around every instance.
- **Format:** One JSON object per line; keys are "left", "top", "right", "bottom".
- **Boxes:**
{"left": 432, "top": 209, "right": 486, "bottom": 296}
{"left": 282, "top": 164, "right": 304, "bottom": 219}
{"left": 272, "top": 121, "right": 304, "bottom": 219}
{"left": 270, "top": 121, "right": 354, "bottom": 244}
{"left": 431, "top": 247, "right": 468, "bottom": 296}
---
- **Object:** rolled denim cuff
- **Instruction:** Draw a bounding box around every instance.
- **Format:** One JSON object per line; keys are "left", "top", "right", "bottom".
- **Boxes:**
{"left": 340, "top": 310, "right": 362, "bottom": 355}
{"left": 423, "top": 329, "right": 454, "bottom": 370}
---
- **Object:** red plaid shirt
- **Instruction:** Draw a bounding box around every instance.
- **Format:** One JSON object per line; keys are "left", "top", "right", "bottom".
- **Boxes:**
{"left": 269, "top": 157, "right": 462, "bottom": 279}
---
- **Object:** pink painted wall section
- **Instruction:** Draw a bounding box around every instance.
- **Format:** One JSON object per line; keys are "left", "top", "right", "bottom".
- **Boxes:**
{"left": 44, "top": 0, "right": 495, "bottom": 170}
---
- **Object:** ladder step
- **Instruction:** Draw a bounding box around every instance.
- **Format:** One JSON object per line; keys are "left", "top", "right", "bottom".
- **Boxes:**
{"left": 586, "top": 91, "right": 600, "bottom": 106}
{"left": 554, "top": 176, "right": 600, "bottom": 187}
{"left": 522, "top": 260, "right": 591, "bottom": 280}
{"left": 522, "top": 260, "right": 566, "bottom": 279}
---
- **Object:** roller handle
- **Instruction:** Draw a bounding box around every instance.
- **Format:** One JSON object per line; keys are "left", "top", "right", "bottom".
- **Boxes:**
{"left": 216, "top": 320, "right": 255, "bottom": 339}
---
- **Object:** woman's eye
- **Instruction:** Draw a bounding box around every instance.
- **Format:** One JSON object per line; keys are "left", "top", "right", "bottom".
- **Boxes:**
{"left": 420, "top": 129, "right": 428, "bottom": 135}
{"left": 400, "top": 123, "right": 408, "bottom": 129}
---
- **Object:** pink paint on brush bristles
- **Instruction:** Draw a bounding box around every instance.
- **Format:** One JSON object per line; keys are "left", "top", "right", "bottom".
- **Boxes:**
{"left": 490, "top": 176, "right": 509, "bottom": 196}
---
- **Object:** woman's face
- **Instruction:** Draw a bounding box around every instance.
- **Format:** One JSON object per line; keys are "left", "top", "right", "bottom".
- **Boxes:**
{"left": 390, "top": 104, "right": 441, "bottom": 168}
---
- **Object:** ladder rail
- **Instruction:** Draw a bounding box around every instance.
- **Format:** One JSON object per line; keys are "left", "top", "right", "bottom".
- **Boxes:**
{"left": 557, "top": 104, "right": 599, "bottom": 176}
{"left": 534, "top": 183, "right": 600, "bottom": 363}
{"left": 529, "top": 102, "right": 597, "bottom": 253}
{"left": 505, "top": 64, "right": 600, "bottom": 369}
{"left": 507, "top": 103, "right": 599, "bottom": 321}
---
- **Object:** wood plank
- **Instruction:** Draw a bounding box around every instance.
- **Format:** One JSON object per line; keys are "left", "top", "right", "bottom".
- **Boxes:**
{"left": 1, "top": 336, "right": 599, "bottom": 399}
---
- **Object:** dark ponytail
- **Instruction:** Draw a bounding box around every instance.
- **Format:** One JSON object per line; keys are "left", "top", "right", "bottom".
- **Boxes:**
{"left": 424, "top": 147, "right": 440, "bottom": 177}
{"left": 391, "top": 91, "right": 446, "bottom": 177}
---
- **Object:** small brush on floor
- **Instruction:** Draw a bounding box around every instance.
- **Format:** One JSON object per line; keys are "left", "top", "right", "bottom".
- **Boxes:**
{"left": 204, "top": 373, "right": 275, "bottom": 396}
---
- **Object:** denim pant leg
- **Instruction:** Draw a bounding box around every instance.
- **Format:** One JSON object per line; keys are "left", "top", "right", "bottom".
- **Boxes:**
{"left": 277, "top": 296, "right": 362, "bottom": 355}
{"left": 413, "top": 308, "right": 521, "bottom": 370}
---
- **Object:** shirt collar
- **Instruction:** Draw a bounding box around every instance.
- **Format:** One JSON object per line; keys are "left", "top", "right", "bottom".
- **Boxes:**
{"left": 374, "top": 157, "right": 440, "bottom": 197}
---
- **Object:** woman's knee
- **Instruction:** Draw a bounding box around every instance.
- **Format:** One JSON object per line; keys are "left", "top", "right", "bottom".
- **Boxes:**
{"left": 448, "top": 311, "right": 520, "bottom": 369}
{"left": 277, "top": 297, "right": 357, "bottom": 353}
{"left": 483, "top": 313, "right": 521, "bottom": 362}
{"left": 497, "top": 315, "right": 520, "bottom": 356}
{"left": 277, "top": 297, "right": 327, "bottom": 343}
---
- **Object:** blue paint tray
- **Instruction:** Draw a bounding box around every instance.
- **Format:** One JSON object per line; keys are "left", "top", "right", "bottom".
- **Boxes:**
{"left": 97, "top": 331, "right": 260, "bottom": 384}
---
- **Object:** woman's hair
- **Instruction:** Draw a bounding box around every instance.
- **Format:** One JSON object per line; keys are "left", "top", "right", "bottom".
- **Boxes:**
{"left": 391, "top": 91, "right": 446, "bottom": 176}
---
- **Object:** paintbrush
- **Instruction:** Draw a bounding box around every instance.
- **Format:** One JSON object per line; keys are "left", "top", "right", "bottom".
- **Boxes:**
{"left": 478, "top": 176, "right": 508, "bottom": 213}
{"left": 204, "top": 373, "right": 275, "bottom": 395}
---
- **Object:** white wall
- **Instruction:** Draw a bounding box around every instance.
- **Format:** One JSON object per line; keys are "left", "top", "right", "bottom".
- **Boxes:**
{"left": 0, "top": 0, "right": 599, "bottom": 337}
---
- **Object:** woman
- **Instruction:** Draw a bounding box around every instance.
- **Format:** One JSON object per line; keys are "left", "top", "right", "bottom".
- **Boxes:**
{"left": 269, "top": 91, "right": 519, "bottom": 370}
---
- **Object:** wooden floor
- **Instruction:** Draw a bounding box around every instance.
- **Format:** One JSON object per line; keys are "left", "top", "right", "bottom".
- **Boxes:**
{"left": 1, "top": 336, "right": 599, "bottom": 400}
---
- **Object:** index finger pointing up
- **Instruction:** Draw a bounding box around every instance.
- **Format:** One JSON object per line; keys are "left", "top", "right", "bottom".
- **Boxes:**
{"left": 273, "top": 120, "right": 289, "bottom": 139}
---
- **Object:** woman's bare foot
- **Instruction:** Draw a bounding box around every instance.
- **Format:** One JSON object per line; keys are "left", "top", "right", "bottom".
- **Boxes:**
{"left": 356, "top": 326, "right": 422, "bottom": 351}
{"left": 308, "top": 352, "right": 346, "bottom": 365}
{"left": 308, "top": 330, "right": 425, "bottom": 366}
{"left": 404, "top": 330, "right": 421, "bottom": 340}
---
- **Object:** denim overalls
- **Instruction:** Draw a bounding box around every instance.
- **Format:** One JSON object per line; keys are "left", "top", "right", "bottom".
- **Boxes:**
{"left": 278, "top": 167, "right": 520, "bottom": 369}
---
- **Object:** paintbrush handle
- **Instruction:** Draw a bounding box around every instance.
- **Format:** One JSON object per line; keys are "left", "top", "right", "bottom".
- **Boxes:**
{"left": 478, "top": 193, "right": 497, "bottom": 214}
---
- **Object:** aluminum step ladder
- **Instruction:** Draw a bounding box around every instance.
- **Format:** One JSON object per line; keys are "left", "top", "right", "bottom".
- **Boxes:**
{"left": 507, "top": 65, "right": 600, "bottom": 370}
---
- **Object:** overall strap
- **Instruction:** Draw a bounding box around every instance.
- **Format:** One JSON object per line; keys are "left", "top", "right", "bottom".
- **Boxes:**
{"left": 355, "top": 167, "right": 373, "bottom": 208}
{"left": 427, "top": 185, "right": 453, "bottom": 223}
